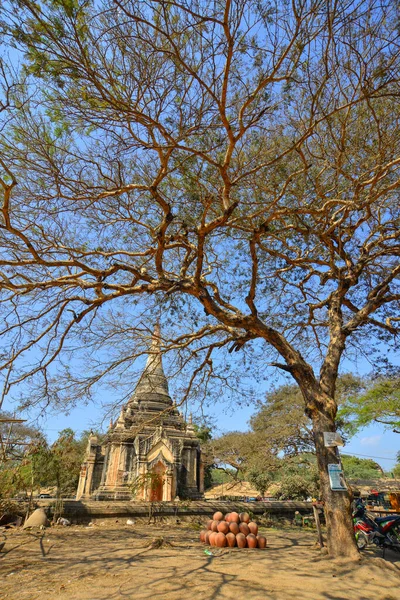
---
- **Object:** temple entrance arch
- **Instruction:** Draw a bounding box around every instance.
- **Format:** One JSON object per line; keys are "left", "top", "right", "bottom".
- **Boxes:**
{"left": 148, "top": 460, "right": 166, "bottom": 501}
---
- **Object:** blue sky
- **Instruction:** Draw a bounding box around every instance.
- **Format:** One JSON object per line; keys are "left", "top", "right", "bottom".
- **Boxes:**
{"left": 4, "top": 349, "right": 398, "bottom": 474}
{"left": 6, "top": 386, "right": 397, "bottom": 472}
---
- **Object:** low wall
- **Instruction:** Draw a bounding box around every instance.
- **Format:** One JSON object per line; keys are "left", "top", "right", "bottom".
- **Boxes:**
{"left": 38, "top": 499, "right": 315, "bottom": 523}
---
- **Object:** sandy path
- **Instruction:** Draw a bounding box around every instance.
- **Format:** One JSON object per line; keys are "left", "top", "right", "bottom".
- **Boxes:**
{"left": 1, "top": 523, "right": 399, "bottom": 600}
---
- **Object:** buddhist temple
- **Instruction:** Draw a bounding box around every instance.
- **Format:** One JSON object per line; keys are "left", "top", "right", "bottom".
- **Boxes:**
{"left": 76, "top": 326, "right": 204, "bottom": 501}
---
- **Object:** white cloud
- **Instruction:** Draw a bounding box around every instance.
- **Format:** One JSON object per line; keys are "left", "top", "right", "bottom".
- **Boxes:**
{"left": 360, "top": 435, "right": 382, "bottom": 446}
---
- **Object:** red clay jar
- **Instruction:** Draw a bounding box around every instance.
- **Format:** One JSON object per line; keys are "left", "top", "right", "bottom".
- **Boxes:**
{"left": 206, "top": 519, "right": 213, "bottom": 530}
{"left": 226, "top": 532, "right": 237, "bottom": 547}
{"left": 236, "top": 532, "right": 247, "bottom": 548}
{"left": 248, "top": 522, "right": 258, "bottom": 536}
{"left": 229, "top": 522, "right": 239, "bottom": 535}
{"left": 217, "top": 521, "right": 230, "bottom": 534}
{"left": 247, "top": 533, "right": 257, "bottom": 548}
{"left": 213, "top": 511, "right": 224, "bottom": 521}
{"left": 225, "top": 513, "right": 231, "bottom": 522}
{"left": 205, "top": 531, "right": 211, "bottom": 545}
{"left": 239, "top": 512, "right": 250, "bottom": 524}
{"left": 230, "top": 512, "right": 240, "bottom": 524}
{"left": 209, "top": 532, "right": 217, "bottom": 546}
{"left": 211, "top": 520, "right": 220, "bottom": 532}
{"left": 239, "top": 522, "right": 250, "bottom": 536}
{"left": 215, "top": 532, "right": 227, "bottom": 548}
{"left": 199, "top": 530, "right": 205, "bottom": 542}
{"left": 257, "top": 535, "right": 267, "bottom": 549}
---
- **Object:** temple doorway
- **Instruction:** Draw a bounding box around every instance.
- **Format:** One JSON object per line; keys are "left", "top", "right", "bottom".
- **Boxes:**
{"left": 148, "top": 461, "right": 166, "bottom": 501}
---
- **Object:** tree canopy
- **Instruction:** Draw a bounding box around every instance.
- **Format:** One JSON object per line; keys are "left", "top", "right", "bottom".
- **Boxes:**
{"left": 339, "top": 375, "right": 400, "bottom": 434}
{"left": 207, "top": 383, "right": 321, "bottom": 496}
{"left": 0, "top": 1, "right": 398, "bottom": 406}
{"left": 0, "top": 427, "right": 97, "bottom": 499}
{"left": 208, "top": 377, "right": 391, "bottom": 497}
{"left": 251, "top": 374, "right": 363, "bottom": 451}
{"left": 0, "top": 411, "right": 43, "bottom": 463}
{"left": 394, "top": 452, "right": 400, "bottom": 478}
{"left": 340, "top": 454, "right": 384, "bottom": 479}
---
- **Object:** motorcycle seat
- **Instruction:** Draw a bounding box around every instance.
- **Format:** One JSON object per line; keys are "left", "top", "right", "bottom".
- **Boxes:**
{"left": 375, "top": 515, "right": 400, "bottom": 524}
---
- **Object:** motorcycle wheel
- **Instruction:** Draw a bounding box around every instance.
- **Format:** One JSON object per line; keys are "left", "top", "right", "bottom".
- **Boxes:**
{"left": 389, "top": 524, "right": 400, "bottom": 544}
{"left": 355, "top": 531, "right": 368, "bottom": 550}
{"left": 386, "top": 530, "right": 400, "bottom": 553}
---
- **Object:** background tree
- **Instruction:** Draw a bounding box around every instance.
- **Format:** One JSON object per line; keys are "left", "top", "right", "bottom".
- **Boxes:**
{"left": 0, "top": 0, "right": 400, "bottom": 557}
{"left": 209, "top": 377, "right": 388, "bottom": 496}
{"left": 209, "top": 467, "right": 240, "bottom": 487}
{"left": 208, "top": 387, "right": 313, "bottom": 496}
{"left": 207, "top": 431, "right": 253, "bottom": 481}
{"left": 0, "top": 413, "right": 45, "bottom": 501}
{"left": 340, "top": 455, "right": 384, "bottom": 479}
{"left": 274, "top": 456, "right": 320, "bottom": 501}
{"left": 209, "top": 430, "right": 319, "bottom": 498}
{"left": 251, "top": 375, "right": 362, "bottom": 454}
{"left": 193, "top": 423, "right": 214, "bottom": 490}
{"left": 208, "top": 429, "right": 281, "bottom": 496}
{"left": 0, "top": 456, "right": 35, "bottom": 500}
{"left": 0, "top": 411, "right": 42, "bottom": 463}
{"left": 39, "top": 428, "right": 99, "bottom": 498}
{"left": 339, "top": 375, "right": 400, "bottom": 435}
{"left": 393, "top": 452, "right": 400, "bottom": 479}
{"left": 0, "top": 428, "right": 96, "bottom": 500}
{"left": 250, "top": 385, "right": 315, "bottom": 457}
{"left": 246, "top": 467, "right": 274, "bottom": 497}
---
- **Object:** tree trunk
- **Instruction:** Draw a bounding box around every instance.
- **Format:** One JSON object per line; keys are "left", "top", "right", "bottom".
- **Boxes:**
{"left": 311, "top": 408, "right": 359, "bottom": 558}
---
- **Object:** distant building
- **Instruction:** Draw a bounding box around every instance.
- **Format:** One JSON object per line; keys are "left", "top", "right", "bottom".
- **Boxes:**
{"left": 76, "top": 326, "right": 204, "bottom": 501}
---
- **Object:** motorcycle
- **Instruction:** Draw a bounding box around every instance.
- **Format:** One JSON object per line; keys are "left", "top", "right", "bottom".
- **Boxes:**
{"left": 353, "top": 498, "right": 400, "bottom": 555}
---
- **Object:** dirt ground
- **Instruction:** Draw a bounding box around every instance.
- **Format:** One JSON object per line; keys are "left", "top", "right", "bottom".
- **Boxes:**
{"left": 1, "top": 521, "right": 399, "bottom": 600}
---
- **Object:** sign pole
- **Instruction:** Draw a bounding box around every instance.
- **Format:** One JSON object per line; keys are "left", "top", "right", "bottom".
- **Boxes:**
{"left": 313, "top": 503, "right": 324, "bottom": 548}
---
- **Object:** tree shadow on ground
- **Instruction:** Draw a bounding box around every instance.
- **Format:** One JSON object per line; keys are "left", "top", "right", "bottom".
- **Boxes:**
{"left": 0, "top": 524, "right": 399, "bottom": 600}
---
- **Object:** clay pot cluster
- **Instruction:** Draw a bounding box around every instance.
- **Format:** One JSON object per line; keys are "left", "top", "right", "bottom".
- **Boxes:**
{"left": 199, "top": 511, "right": 267, "bottom": 549}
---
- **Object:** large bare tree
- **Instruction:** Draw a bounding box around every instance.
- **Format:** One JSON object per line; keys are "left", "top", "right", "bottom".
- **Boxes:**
{"left": 0, "top": 0, "right": 399, "bottom": 557}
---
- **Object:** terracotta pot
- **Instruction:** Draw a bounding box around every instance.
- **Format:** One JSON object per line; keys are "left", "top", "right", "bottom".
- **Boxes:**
{"left": 211, "top": 520, "right": 220, "bottom": 532}
{"left": 205, "top": 531, "right": 211, "bottom": 545}
{"left": 257, "top": 535, "right": 267, "bottom": 549}
{"left": 199, "top": 530, "right": 206, "bottom": 542}
{"left": 230, "top": 511, "right": 240, "bottom": 524}
{"left": 225, "top": 513, "right": 231, "bottom": 522}
{"left": 239, "top": 512, "right": 250, "bottom": 524}
{"left": 247, "top": 533, "right": 257, "bottom": 549}
{"left": 217, "top": 521, "right": 230, "bottom": 534}
{"left": 206, "top": 519, "right": 213, "bottom": 530}
{"left": 209, "top": 532, "right": 217, "bottom": 546}
{"left": 229, "top": 522, "right": 239, "bottom": 535}
{"left": 238, "top": 522, "right": 250, "bottom": 536}
{"left": 226, "top": 532, "right": 237, "bottom": 548}
{"left": 236, "top": 532, "right": 247, "bottom": 548}
{"left": 213, "top": 511, "right": 224, "bottom": 521}
{"left": 215, "top": 532, "right": 227, "bottom": 548}
{"left": 248, "top": 522, "right": 258, "bottom": 536}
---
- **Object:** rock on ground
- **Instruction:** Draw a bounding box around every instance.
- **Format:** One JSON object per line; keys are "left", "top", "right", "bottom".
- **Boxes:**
{"left": 23, "top": 508, "right": 49, "bottom": 529}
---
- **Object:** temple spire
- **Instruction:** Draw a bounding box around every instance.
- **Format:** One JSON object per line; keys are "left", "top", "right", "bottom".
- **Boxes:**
{"left": 144, "top": 322, "right": 162, "bottom": 371}
{"left": 129, "top": 324, "right": 172, "bottom": 407}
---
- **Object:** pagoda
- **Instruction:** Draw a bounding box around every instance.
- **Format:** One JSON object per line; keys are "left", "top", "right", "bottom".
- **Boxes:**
{"left": 76, "top": 326, "right": 204, "bottom": 501}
